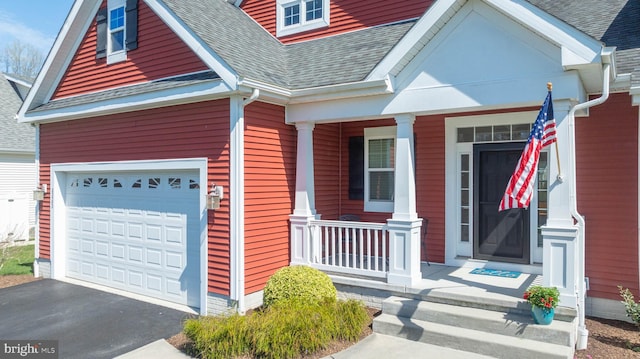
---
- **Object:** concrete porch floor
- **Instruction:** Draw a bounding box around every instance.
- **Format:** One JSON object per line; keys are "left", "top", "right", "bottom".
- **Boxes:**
{"left": 329, "top": 262, "right": 577, "bottom": 318}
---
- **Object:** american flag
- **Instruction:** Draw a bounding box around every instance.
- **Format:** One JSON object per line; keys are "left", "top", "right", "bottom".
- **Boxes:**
{"left": 499, "top": 91, "right": 556, "bottom": 211}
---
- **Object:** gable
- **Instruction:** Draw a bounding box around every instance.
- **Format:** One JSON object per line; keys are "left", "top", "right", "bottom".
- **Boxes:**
{"left": 388, "top": 0, "right": 589, "bottom": 114}
{"left": 52, "top": 0, "right": 209, "bottom": 99}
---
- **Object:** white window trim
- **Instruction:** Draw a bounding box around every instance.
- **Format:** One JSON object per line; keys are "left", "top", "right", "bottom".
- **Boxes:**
{"left": 276, "top": 0, "right": 330, "bottom": 37}
{"left": 364, "top": 126, "right": 396, "bottom": 213}
{"left": 107, "top": 0, "right": 127, "bottom": 64}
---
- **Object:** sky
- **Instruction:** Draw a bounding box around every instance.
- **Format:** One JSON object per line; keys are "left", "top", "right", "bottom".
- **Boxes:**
{"left": 0, "top": 1, "right": 75, "bottom": 55}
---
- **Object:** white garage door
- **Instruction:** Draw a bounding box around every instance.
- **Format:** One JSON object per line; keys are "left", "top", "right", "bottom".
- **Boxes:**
{"left": 65, "top": 171, "right": 200, "bottom": 307}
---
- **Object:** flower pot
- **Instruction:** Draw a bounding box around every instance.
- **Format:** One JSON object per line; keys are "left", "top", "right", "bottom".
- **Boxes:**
{"left": 531, "top": 306, "right": 554, "bottom": 325}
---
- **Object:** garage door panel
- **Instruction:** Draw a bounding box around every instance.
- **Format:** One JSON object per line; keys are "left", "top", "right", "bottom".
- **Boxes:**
{"left": 65, "top": 171, "right": 200, "bottom": 308}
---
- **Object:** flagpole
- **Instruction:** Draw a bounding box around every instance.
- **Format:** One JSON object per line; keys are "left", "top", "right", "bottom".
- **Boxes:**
{"left": 548, "top": 82, "right": 563, "bottom": 182}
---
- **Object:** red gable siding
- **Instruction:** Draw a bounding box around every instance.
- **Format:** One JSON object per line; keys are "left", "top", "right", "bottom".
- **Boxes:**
{"left": 241, "top": 0, "right": 432, "bottom": 43}
{"left": 244, "top": 102, "right": 296, "bottom": 294}
{"left": 576, "top": 93, "right": 639, "bottom": 300}
{"left": 38, "top": 100, "right": 231, "bottom": 295}
{"left": 52, "top": 1, "right": 208, "bottom": 99}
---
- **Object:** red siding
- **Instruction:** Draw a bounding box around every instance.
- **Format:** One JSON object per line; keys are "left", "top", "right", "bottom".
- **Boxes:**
{"left": 241, "top": 0, "right": 432, "bottom": 43}
{"left": 415, "top": 115, "right": 446, "bottom": 263}
{"left": 244, "top": 102, "right": 296, "bottom": 294}
{"left": 576, "top": 93, "right": 639, "bottom": 300}
{"left": 39, "top": 100, "right": 231, "bottom": 295}
{"left": 52, "top": 1, "right": 208, "bottom": 99}
{"left": 313, "top": 118, "right": 445, "bottom": 263}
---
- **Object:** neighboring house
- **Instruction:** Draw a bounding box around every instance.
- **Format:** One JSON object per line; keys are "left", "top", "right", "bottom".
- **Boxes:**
{"left": 16, "top": 0, "right": 639, "bottom": 332}
{"left": 1, "top": 73, "right": 35, "bottom": 241}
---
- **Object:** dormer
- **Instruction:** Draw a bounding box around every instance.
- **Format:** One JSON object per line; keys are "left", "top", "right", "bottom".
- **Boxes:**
{"left": 276, "top": 0, "right": 329, "bottom": 37}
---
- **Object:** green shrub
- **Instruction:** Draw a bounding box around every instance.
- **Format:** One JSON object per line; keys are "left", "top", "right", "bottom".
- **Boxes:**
{"left": 183, "top": 298, "right": 369, "bottom": 359}
{"left": 619, "top": 285, "right": 640, "bottom": 327}
{"left": 332, "top": 299, "right": 370, "bottom": 341}
{"left": 183, "top": 314, "right": 252, "bottom": 359}
{"left": 263, "top": 265, "right": 337, "bottom": 307}
{"left": 253, "top": 300, "right": 335, "bottom": 358}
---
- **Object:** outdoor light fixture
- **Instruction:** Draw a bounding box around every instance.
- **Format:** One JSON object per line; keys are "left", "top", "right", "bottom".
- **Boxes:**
{"left": 33, "top": 184, "right": 47, "bottom": 201}
{"left": 207, "top": 183, "right": 223, "bottom": 210}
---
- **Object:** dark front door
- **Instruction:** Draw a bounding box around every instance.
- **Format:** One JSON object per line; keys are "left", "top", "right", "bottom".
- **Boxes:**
{"left": 473, "top": 143, "right": 530, "bottom": 264}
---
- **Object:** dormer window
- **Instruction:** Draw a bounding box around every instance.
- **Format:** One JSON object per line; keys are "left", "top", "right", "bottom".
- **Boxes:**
{"left": 277, "top": 0, "right": 329, "bottom": 37}
{"left": 109, "top": 4, "right": 126, "bottom": 56}
{"left": 96, "top": 0, "right": 139, "bottom": 64}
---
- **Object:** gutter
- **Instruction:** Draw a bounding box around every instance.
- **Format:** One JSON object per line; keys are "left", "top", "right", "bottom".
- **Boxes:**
{"left": 569, "top": 47, "right": 614, "bottom": 350}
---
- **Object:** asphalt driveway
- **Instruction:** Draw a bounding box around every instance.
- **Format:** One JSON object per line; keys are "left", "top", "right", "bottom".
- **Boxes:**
{"left": 0, "top": 279, "right": 192, "bottom": 359}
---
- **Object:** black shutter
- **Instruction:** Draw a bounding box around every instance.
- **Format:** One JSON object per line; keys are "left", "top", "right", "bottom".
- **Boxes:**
{"left": 125, "top": 0, "right": 138, "bottom": 51}
{"left": 96, "top": 7, "right": 107, "bottom": 59}
{"left": 348, "top": 136, "right": 364, "bottom": 200}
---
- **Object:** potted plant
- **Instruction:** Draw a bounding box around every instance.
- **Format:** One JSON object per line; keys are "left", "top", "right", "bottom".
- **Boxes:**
{"left": 523, "top": 285, "right": 560, "bottom": 325}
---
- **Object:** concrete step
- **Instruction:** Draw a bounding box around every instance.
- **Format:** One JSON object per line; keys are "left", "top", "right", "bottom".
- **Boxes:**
{"left": 382, "top": 296, "right": 576, "bottom": 346}
{"left": 410, "top": 288, "right": 577, "bottom": 322}
{"left": 373, "top": 313, "right": 574, "bottom": 359}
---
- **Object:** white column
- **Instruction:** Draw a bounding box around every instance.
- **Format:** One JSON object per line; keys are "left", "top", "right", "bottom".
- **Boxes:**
{"left": 542, "top": 100, "right": 578, "bottom": 308}
{"left": 387, "top": 114, "right": 422, "bottom": 287}
{"left": 290, "top": 122, "right": 317, "bottom": 265}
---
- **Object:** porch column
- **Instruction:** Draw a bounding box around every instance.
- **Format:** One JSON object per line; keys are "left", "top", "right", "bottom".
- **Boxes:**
{"left": 290, "top": 122, "right": 317, "bottom": 265}
{"left": 542, "top": 100, "right": 578, "bottom": 308}
{"left": 387, "top": 114, "right": 422, "bottom": 287}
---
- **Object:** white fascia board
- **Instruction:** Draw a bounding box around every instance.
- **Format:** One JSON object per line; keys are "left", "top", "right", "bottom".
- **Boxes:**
{"left": 483, "top": 0, "right": 602, "bottom": 66}
{"left": 4, "top": 74, "right": 32, "bottom": 89}
{"left": 145, "top": 0, "right": 239, "bottom": 89}
{"left": 238, "top": 76, "right": 395, "bottom": 105}
{"left": 288, "top": 76, "right": 394, "bottom": 104}
{"left": 18, "top": 0, "right": 101, "bottom": 121}
{"left": 631, "top": 85, "right": 640, "bottom": 106}
{"left": 286, "top": 71, "right": 584, "bottom": 124}
{"left": 20, "top": 79, "right": 232, "bottom": 124}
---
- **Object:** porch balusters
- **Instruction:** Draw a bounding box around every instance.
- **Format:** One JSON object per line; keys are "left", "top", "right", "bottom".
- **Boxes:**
{"left": 309, "top": 219, "right": 388, "bottom": 278}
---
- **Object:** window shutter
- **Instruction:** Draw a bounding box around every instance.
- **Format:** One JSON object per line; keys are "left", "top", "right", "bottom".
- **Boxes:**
{"left": 125, "top": 0, "right": 138, "bottom": 51}
{"left": 349, "top": 136, "right": 364, "bottom": 200}
{"left": 96, "top": 7, "right": 107, "bottom": 59}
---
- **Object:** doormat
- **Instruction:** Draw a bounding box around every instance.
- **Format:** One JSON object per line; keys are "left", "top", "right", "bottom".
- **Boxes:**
{"left": 470, "top": 268, "right": 521, "bottom": 278}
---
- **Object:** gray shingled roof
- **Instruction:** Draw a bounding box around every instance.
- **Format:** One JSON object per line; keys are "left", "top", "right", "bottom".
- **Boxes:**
{"left": 527, "top": 0, "right": 640, "bottom": 75}
{"left": 28, "top": 0, "right": 640, "bottom": 116}
{"left": 160, "top": 0, "right": 414, "bottom": 89}
{"left": 0, "top": 74, "right": 34, "bottom": 152}
{"left": 31, "top": 71, "right": 220, "bottom": 112}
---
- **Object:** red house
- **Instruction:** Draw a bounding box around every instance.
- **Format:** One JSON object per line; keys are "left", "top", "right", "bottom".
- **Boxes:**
{"left": 18, "top": 0, "right": 639, "bottom": 355}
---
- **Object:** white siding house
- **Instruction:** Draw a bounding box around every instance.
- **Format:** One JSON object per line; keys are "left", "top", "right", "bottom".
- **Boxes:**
{"left": 0, "top": 74, "right": 35, "bottom": 241}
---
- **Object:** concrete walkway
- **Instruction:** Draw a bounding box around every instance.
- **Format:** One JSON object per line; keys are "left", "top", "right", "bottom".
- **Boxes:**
{"left": 118, "top": 333, "right": 497, "bottom": 359}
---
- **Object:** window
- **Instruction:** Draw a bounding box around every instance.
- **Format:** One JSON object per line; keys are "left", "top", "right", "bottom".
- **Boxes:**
{"left": 276, "top": 0, "right": 329, "bottom": 37}
{"left": 96, "top": 0, "right": 138, "bottom": 64}
{"left": 364, "top": 127, "right": 396, "bottom": 212}
{"left": 109, "top": 6, "right": 125, "bottom": 54}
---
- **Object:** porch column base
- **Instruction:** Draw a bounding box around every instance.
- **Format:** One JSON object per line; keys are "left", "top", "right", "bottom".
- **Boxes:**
{"left": 290, "top": 214, "right": 321, "bottom": 266}
{"left": 541, "top": 225, "right": 578, "bottom": 309}
{"left": 386, "top": 218, "right": 422, "bottom": 287}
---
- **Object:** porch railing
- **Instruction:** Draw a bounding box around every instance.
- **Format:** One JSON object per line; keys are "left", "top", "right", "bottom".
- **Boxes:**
{"left": 308, "top": 219, "right": 389, "bottom": 279}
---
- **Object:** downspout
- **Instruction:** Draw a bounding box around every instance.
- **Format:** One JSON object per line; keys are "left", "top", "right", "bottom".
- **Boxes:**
{"left": 234, "top": 88, "right": 259, "bottom": 314}
{"left": 569, "top": 52, "right": 612, "bottom": 350}
{"left": 32, "top": 122, "right": 40, "bottom": 278}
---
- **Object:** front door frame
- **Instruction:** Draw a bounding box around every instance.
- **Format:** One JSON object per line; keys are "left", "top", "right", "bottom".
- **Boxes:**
{"left": 444, "top": 112, "right": 543, "bottom": 273}
{"left": 473, "top": 142, "right": 530, "bottom": 264}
